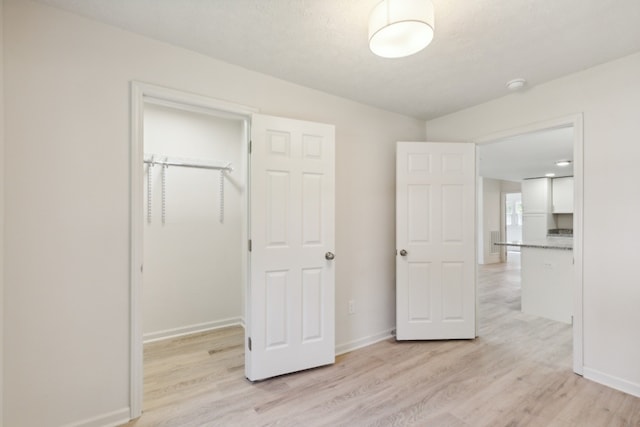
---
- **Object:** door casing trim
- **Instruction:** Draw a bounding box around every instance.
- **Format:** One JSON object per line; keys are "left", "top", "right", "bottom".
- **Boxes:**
{"left": 129, "top": 81, "right": 257, "bottom": 419}
{"left": 474, "top": 113, "right": 584, "bottom": 375}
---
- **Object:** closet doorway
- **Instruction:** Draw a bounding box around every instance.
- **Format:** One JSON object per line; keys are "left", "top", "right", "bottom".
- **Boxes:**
{"left": 130, "top": 83, "right": 337, "bottom": 418}
{"left": 142, "top": 102, "right": 245, "bottom": 343}
{"left": 130, "top": 83, "right": 255, "bottom": 417}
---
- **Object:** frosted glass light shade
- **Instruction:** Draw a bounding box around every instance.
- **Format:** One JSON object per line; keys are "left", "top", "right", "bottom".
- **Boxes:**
{"left": 368, "top": 0, "right": 434, "bottom": 58}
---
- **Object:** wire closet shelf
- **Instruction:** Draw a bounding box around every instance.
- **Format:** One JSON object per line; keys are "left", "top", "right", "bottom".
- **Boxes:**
{"left": 144, "top": 154, "right": 233, "bottom": 224}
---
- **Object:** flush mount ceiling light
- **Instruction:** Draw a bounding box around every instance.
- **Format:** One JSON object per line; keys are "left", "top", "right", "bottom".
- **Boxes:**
{"left": 555, "top": 160, "right": 572, "bottom": 167}
{"left": 545, "top": 173, "right": 556, "bottom": 177}
{"left": 368, "top": 0, "right": 435, "bottom": 58}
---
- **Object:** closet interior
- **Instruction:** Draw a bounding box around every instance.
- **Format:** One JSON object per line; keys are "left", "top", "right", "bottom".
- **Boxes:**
{"left": 142, "top": 102, "right": 246, "bottom": 344}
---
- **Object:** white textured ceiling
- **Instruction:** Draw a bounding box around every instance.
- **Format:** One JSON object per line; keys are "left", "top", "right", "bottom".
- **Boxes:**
{"left": 36, "top": 0, "right": 640, "bottom": 120}
{"left": 479, "top": 127, "right": 574, "bottom": 182}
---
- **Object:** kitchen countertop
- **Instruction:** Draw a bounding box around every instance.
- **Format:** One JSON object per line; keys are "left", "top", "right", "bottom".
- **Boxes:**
{"left": 494, "top": 237, "right": 573, "bottom": 251}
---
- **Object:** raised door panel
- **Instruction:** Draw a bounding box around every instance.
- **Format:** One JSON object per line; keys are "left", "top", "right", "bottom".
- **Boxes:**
{"left": 302, "top": 173, "right": 323, "bottom": 246}
{"left": 301, "top": 268, "right": 323, "bottom": 342}
{"left": 265, "top": 270, "right": 289, "bottom": 349}
{"left": 407, "top": 262, "right": 432, "bottom": 322}
{"left": 441, "top": 184, "right": 464, "bottom": 243}
{"left": 407, "top": 185, "right": 431, "bottom": 244}
{"left": 442, "top": 262, "right": 464, "bottom": 321}
{"left": 266, "top": 172, "right": 290, "bottom": 247}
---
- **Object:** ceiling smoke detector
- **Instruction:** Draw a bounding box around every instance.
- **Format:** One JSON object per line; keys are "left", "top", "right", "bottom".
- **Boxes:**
{"left": 506, "top": 78, "right": 526, "bottom": 91}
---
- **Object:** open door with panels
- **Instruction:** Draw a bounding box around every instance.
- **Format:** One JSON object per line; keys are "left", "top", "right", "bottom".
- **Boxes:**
{"left": 396, "top": 142, "right": 476, "bottom": 340}
{"left": 246, "top": 114, "right": 336, "bottom": 381}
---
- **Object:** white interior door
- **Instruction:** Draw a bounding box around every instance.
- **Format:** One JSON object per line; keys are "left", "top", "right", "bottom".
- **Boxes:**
{"left": 396, "top": 142, "right": 476, "bottom": 340}
{"left": 246, "top": 113, "right": 335, "bottom": 381}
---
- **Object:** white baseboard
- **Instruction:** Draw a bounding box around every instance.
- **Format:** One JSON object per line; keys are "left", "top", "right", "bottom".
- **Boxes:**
{"left": 583, "top": 367, "right": 640, "bottom": 398}
{"left": 143, "top": 317, "right": 243, "bottom": 344}
{"left": 336, "top": 329, "right": 394, "bottom": 356}
{"left": 61, "top": 407, "right": 130, "bottom": 427}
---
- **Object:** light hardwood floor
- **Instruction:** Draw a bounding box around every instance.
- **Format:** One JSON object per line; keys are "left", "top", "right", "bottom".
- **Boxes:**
{"left": 124, "top": 255, "right": 640, "bottom": 426}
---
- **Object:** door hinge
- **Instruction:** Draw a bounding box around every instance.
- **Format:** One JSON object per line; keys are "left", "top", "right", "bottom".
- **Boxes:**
{"left": 248, "top": 337, "right": 252, "bottom": 351}
{"left": 248, "top": 239, "right": 252, "bottom": 252}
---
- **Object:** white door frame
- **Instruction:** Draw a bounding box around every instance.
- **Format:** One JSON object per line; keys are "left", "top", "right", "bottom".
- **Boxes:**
{"left": 129, "top": 81, "right": 257, "bottom": 418}
{"left": 474, "top": 114, "right": 584, "bottom": 375}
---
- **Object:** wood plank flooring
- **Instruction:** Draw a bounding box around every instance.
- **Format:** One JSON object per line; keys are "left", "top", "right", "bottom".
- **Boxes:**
{"left": 123, "top": 255, "right": 640, "bottom": 426}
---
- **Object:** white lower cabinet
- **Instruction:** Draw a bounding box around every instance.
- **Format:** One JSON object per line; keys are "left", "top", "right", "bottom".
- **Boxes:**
{"left": 521, "top": 247, "right": 573, "bottom": 324}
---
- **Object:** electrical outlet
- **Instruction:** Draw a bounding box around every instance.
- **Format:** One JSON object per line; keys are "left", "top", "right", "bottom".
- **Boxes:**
{"left": 348, "top": 299, "right": 356, "bottom": 315}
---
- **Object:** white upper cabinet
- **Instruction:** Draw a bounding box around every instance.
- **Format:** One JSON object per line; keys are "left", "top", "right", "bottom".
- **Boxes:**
{"left": 552, "top": 176, "right": 574, "bottom": 213}
{"left": 522, "top": 178, "right": 552, "bottom": 213}
{"left": 522, "top": 213, "right": 555, "bottom": 241}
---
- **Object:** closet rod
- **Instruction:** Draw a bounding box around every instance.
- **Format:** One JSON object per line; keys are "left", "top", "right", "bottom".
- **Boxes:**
{"left": 144, "top": 156, "right": 233, "bottom": 172}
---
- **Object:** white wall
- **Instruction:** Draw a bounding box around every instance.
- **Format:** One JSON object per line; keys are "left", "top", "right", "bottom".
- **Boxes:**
{"left": 501, "top": 180, "right": 521, "bottom": 193}
{"left": 3, "top": 1, "right": 426, "bottom": 425}
{"left": 427, "top": 52, "right": 640, "bottom": 397}
{"left": 143, "top": 104, "right": 244, "bottom": 341}
{"left": 555, "top": 213, "right": 573, "bottom": 230}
